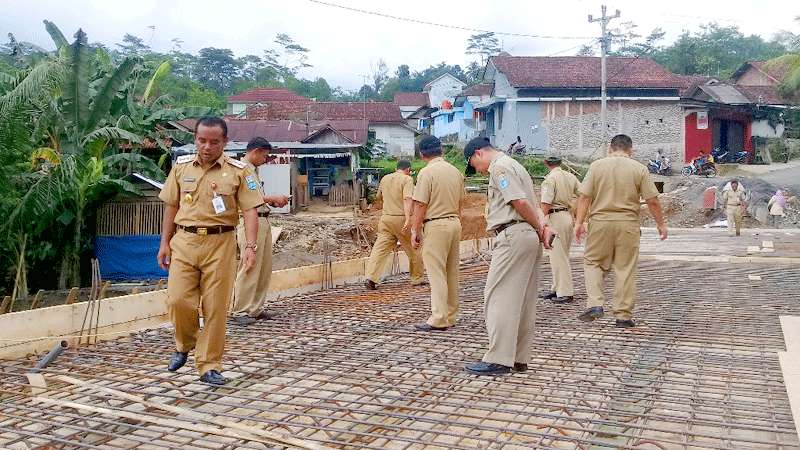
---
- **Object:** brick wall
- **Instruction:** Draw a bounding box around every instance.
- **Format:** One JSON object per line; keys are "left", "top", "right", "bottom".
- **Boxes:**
{"left": 543, "top": 101, "right": 684, "bottom": 163}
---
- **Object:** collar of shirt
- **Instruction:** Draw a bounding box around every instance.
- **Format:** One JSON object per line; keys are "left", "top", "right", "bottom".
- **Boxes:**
{"left": 487, "top": 152, "right": 505, "bottom": 172}
{"left": 427, "top": 156, "right": 444, "bottom": 165}
{"left": 192, "top": 154, "right": 225, "bottom": 168}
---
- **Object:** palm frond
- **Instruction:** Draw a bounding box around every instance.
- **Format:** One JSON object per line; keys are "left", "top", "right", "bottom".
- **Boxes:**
{"left": 103, "top": 152, "right": 164, "bottom": 180}
{"left": 81, "top": 126, "right": 143, "bottom": 147}
{"left": 142, "top": 60, "right": 171, "bottom": 104}
{"left": 0, "top": 59, "right": 65, "bottom": 118}
{"left": 86, "top": 57, "right": 138, "bottom": 132}
{"left": 63, "top": 29, "right": 90, "bottom": 133}
{"left": 30, "top": 147, "right": 61, "bottom": 167}
{"left": 144, "top": 105, "right": 215, "bottom": 123}
{"left": 43, "top": 20, "right": 68, "bottom": 51}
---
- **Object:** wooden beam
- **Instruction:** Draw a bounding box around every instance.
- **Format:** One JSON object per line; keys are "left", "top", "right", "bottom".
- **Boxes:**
{"left": 30, "top": 289, "right": 44, "bottom": 310}
{"left": 0, "top": 296, "right": 10, "bottom": 314}
{"left": 64, "top": 288, "right": 79, "bottom": 305}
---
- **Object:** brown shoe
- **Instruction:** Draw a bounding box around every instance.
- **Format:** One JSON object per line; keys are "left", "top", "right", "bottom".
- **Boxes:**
{"left": 365, "top": 279, "right": 377, "bottom": 290}
{"left": 254, "top": 310, "right": 275, "bottom": 320}
{"left": 513, "top": 363, "right": 528, "bottom": 372}
{"left": 414, "top": 323, "right": 450, "bottom": 332}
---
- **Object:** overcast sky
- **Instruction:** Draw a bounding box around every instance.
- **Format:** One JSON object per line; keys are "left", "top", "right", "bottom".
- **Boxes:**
{"left": 2, "top": 0, "right": 797, "bottom": 90}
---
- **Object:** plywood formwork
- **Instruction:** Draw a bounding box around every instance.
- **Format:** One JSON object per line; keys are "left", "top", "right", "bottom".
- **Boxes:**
{"left": 0, "top": 255, "right": 798, "bottom": 449}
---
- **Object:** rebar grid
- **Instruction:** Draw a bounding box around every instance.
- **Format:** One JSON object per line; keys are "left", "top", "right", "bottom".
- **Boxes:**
{"left": 0, "top": 257, "right": 798, "bottom": 449}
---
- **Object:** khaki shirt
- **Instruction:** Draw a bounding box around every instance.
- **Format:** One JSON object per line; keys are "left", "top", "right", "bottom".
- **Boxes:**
{"left": 541, "top": 167, "right": 580, "bottom": 210}
{"left": 159, "top": 154, "right": 264, "bottom": 227}
{"left": 580, "top": 154, "right": 659, "bottom": 221}
{"left": 242, "top": 160, "right": 271, "bottom": 214}
{"left": 412, "top": 157, "right": 464, "bottom": 221}
{"left": 377, "top": 171, "right": 413, "bottom": 216}
{"left": 723, "top": 188, "right": 746, "bottom": 208}
{"left": 485, "top": 153, "right": 537, "bottom": 232}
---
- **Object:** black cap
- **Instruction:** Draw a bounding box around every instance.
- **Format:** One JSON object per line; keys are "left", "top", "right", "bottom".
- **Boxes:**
{"left": 417, "top": 135, "right": 442, "bottom": 155}
{"left": 463, "top": 137, "right": 491, "bottom": 176}
{"left": 544, "top": 155, "right": 562, "bottom": 165}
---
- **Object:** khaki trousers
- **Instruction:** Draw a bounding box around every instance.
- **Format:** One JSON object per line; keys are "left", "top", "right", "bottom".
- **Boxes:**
{"left": 482, "top": 223, "right": 541, "bottom": 367}
{"left": 232, "top": 217, "right": 272, "bottom": 317}
{"left": 583, "top": 220, "right": 640, "bottom": 321}
{"left": 726, "top": 207, "right": 743, "bottom": 236}
{"left": 422, "top": 217, "right": 461, "bottom": 327}
{"left": 166, "top": 229, "right": 236, "bottom": 375}
{"left": 365, "top": 215, "right": 425, "bottom": 284}
{"left": 546, "top": 211, "right": 574, "bottom": 296}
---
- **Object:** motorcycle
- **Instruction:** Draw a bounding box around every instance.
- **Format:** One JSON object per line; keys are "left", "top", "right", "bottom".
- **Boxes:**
{"left": 647, "top": 157, "right": 672, "bottom": 175}
{"left": 711, "top": 147, "right": 749, "bottom": 164}
{"left": 681, "top": 159, "right": 717, "bottom": 177}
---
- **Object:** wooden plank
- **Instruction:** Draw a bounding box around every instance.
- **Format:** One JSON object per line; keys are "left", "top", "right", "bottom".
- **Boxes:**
{"left": 98, "top": 281, "right": 111, "bottom": 300}
{"left": 0, "top": 296, "right": 11, "bottom": 314}
{"left": 30, "top": 289, "right": 44, "bottom": 310}
{"left": 64, "top": 288, "right": 79, "bottom": 305}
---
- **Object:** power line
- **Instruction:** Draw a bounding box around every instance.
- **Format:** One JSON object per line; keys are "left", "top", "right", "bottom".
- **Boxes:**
{"left": 547, "top": 39, "right": 598, "bottom": 56}
{"left": 306, "top": 0, "right": 593, "bottom": 40}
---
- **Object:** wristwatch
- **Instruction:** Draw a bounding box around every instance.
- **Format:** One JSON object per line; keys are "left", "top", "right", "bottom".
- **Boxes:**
{"left": 245, "top": 242, "right": 258, "bottom": 252}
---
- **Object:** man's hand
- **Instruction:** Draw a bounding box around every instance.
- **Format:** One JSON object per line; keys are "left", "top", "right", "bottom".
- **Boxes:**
{"left": 411, "top": 229, "right": 422, "bottom": 249}
{"left": 540, "top": 226, "right": 556, "bottom": 250}
{"left": 657, "top": 223, "right": 668, "bottom": 241}
{"left": 157, "top": 243, "right": 171, "bottom": 270}
{"left": 575, "top": 222, "right": 587, "bottom": 244}
{"left": 267, "top": 195, "right": 289, "bottom": 208}
{"left": 242, "top": 247, "right": 256, "bottom": 272}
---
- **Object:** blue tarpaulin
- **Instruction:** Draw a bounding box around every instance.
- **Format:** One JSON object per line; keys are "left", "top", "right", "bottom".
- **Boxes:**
{"left": 95, "top": 235, "right": 168, "bottom": 280}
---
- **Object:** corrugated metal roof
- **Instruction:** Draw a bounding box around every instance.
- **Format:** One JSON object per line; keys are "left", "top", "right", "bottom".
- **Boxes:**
{"left": 700, "top": 84, "right": 751, "bottom": 104}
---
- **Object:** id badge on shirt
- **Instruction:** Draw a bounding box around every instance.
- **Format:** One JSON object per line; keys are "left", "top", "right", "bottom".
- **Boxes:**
{"left": 212, "top": 194, "right": 226, "bottom": 214}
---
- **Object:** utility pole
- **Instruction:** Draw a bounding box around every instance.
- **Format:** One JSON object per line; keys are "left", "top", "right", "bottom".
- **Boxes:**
{"left": 589, "top": 5, "right": 620, "bottom": 142}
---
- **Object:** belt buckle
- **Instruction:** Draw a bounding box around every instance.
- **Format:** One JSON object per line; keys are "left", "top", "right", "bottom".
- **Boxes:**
{"left": 197, "top": 227, "right": 208, "bottom": 236}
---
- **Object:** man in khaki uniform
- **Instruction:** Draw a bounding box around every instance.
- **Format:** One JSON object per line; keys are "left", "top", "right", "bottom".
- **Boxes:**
{"left": 157, "top": 116, "right": 263, "bottom": 385}
{"left": 411, "top": 135, "right": 464, "bottom": 331}
{"left": 364, "top": 160, "right": 425, "bottom": 290}
{"left": 540, "top": 155, "right": 581, "bottom": 303}
{"left": 461, "top": 138, "right": 555, "bottom": 376}
{"left": 575, "top": 134, "right": 667, "bottom": 328}
{"left": 231, "top": 137, "right": 289, "bottom": 326}
{"left": 723, "top": 180, "right": 746, "bottom": 236}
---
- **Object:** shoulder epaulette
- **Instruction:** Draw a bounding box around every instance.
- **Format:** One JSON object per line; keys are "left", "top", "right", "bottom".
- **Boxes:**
{"left": 227, "top": 157, "right": 247, "bottom": 169}
{"left": 176, "top": 154, "right": 195, "bottom": 164}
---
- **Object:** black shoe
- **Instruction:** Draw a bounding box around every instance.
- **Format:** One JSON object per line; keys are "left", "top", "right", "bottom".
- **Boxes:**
{"left": 464, "top": 361, "right": 511, "bottom": 375}
{"left": 253, "top": 310, "right": 275, "bottom": 321}
{"left": 167, "top": 352, "right": 188, "bottom": 372}
{"left": 615, "top": 319, "right": 636, "bottom": 328}
{"left": 578, "top": 307, "right": 604, "bottom": 322}
{"left": 552, "top": 296, "right": 574, "bottom": 304}
{"left": 233, "top": 315, "right": 256, "bottom": 326}
{"left": 513, "top": 363, "right": 528, "bottom": 372}
{"left": 541, "top": 291, "right": 557, "bottom": 300}
{"left": 411, "top": 280, "right": 429, "bottom": 287}
{"left": 365, "top": 279, "right": 377, "bottom": 290}
{"left": 414, "top": 323, "right": 450, "bottom": 332}
{"left": 199, "top": 370, "right": 226, "bottom": 386}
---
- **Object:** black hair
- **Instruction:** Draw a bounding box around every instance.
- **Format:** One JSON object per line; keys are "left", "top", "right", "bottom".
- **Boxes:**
{"left": 195, "top": 116, "right": 228, "bottom": 138}
{"left": 246, "top": 137, "right": 272, "bottom": 151}
{"left": 417, "top": 135, "right": 443, "bottom": 157}
{"left": 397, "top": 160, "right": 411, "bottom": 170}
{"left": 610, "top": 134, "right": 633, "bottom": 151}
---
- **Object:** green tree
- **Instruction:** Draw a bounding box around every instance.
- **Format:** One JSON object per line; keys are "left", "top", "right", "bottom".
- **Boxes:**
{"left": 195, "top": 47, "right": 241, "bottom": 93}
{"left": 116, "top": 33, "right": 150, "bottom": 57}
{"left": 466, "top": 32, "right": 501, "bottom": 66}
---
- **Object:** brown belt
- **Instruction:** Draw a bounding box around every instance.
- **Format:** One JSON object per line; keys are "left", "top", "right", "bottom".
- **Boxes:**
{"left": 493, "top": 220, "right": 525, "bottom": 235}
{"left": 423, "top": 215, "right": 458, "bottom": 224}
{"left": 178, "top": 225, "right": 235, "bottom": 235}
{"left": 549, "top": 208, "right": 569, "bottom": 215}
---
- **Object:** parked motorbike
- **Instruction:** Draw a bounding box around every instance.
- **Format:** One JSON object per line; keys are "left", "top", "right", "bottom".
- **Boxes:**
{"left": 711, "top": 147, "right": 749, "bottom": 164}
{"left": 681, "top": 160, "right": 717, "bottom": 177}
{"left": 647, "top": 157, "right": 672, "bottom": 175}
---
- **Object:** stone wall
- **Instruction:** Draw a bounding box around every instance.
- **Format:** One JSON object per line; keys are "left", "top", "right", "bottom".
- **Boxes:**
{"left": 543, "top": 101, "right": 684, "bottom": 164}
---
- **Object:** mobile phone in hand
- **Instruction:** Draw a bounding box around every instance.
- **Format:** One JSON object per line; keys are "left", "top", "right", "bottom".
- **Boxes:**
{"left": 548, "top": 233, "right": 557, "bottom": 247}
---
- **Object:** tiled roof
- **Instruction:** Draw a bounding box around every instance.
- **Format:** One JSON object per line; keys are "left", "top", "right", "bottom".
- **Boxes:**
{"left": 736, "top": 85, "right": 792, "bottom": 106}
{"left": 393, "top": 92, "right": 430, "bottom": 107}
{"left": 228, "top": 88, "right": 311, "bottom": 103}
{"left": 461, "top": 83, "right": 493, "bottom": 97}
{"left": 490, "top": 56, "right": 683, "bottom": 89}
{"left": 176, "top": 118, "right": 368, "bottom": 144}
{"left": 247, "top": 101, "right": 403, "bottom": 123}
{"left": 747, "top": 61, "right": 791, "bottom": 83}
{"left": 677, "top": 75, "right": 717, "bottom": 97}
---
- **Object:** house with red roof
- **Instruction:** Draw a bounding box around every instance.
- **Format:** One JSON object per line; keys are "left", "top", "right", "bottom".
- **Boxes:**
{"left": 226, "top": 88, "right": 311, "bottom": 116}
{"left": 680, "top": 61, "right": 794, "bottom": 163}
{"left": 393, "top": 92, "right": 434, "bottom": 131}
{"left": 477, "top": 55, "right": 686, "bottom": 162}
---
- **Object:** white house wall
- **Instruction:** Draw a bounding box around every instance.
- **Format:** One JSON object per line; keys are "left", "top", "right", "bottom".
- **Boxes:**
{"left": 370, "top": 124, "right": 416, "bottom": 157}
{"left": 427, "top": 75, "right": 467, "bottom": 109}
{"left": 752, "top": 119, "right": 785, "bottom": 139}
